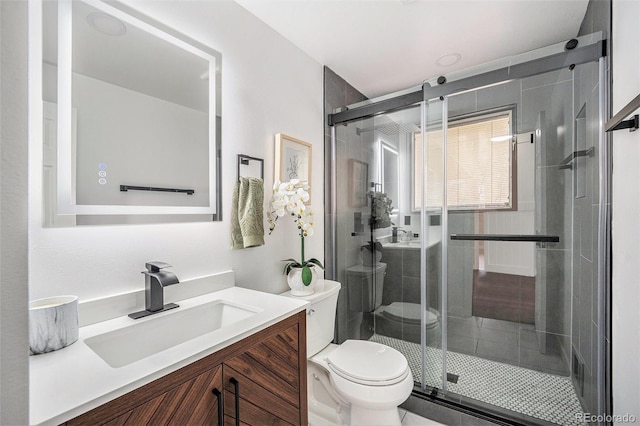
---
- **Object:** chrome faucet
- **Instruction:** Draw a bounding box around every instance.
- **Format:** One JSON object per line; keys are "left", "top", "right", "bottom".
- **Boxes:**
{"left": 128, "top": 262, "right": 180, "bottom": 319}
{"left": 391, "top": 227, "right": 407, "bottom": 243}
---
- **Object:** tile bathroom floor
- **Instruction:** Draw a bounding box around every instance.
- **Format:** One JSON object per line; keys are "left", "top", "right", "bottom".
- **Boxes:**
{"left": 371, "top": 334, "right": 585, "bottom": 426}
{"left": 441, "top": 316, "right": 569, "bottom": 376}
{"left": 399, "top": 408, "right": 446, "bottom": 425}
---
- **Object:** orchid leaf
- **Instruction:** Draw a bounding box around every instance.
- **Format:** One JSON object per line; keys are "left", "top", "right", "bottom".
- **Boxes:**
{"left": 302, "top": 265, "right": 312, "bottom": 286}
{"left": 306, "top": 258, "right": 324, "bottom": 269}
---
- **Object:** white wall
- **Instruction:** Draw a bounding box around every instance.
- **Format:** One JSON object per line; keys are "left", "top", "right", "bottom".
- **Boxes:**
{"left": 29, "top": 1, "right": 324, "bottom": 302}
{"left": 1, "top": 1, "right": 29, "bottom": 423}
{"left": 612, "top": 0, "right": 640, "bottom": 421}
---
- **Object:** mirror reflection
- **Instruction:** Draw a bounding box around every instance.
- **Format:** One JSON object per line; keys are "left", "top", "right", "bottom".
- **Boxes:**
{"left": 380, "top": 142, "right": 399, "bottom": 213}
{"left": 42, "top": 0, "right": 222, "bottom": 225}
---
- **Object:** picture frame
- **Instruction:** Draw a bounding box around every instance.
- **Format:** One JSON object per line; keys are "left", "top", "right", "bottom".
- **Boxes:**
{"left": 348, "top": 159, "right": 369, "bottom": 207}
{"left": 275, "top": 133, "right": 313, "bottom": 200}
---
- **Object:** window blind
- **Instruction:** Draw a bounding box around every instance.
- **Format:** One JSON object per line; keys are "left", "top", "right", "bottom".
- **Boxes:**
{"left": 414, "top": 113, "right": 513, "bottom": 210}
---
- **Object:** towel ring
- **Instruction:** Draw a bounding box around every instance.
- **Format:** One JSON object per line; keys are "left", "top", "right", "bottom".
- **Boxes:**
{"left": 237, "top": 154, "right": 264, "bottom": 182}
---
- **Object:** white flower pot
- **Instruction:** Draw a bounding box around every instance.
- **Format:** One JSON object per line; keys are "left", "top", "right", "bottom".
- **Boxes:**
{"left": 287, "top": 266, "right": 318, "bottom": 296}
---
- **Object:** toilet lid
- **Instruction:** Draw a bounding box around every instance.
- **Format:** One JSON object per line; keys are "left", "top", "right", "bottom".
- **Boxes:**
{"left": 327, "top": 340, "right": 408, "bottom": 386}
{"left": 383, "top": 302, "right": 438, "bottom": 326}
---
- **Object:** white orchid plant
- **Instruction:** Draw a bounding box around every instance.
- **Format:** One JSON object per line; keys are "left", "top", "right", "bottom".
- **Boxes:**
{"left": 267, "top": 179, "right": 324, "bottom": 286}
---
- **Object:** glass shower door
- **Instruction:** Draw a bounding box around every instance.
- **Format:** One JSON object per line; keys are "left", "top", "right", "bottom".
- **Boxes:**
{"left": 330, "top": 100, "right": 451, "bottom": 392}
{"left": 429, "top": 60, "right": 604, "bottom": 424}
{"left": 416, "top": 99, "right": 446, "bottom": 393}
{"left": 327, "top": 35, "right": 607, "bottom": 426}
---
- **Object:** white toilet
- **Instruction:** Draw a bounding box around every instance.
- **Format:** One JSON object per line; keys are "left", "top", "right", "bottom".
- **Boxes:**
{"left": 345, "top": 263, "right": 441, "bottom": 345}
{"left": 284, "top": 279, "right": 414, "bottom": 426}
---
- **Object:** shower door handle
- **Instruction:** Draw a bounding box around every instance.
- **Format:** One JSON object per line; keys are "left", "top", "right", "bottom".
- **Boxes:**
{"left": 450, "top": 234, "right": 559, "bottom": 243}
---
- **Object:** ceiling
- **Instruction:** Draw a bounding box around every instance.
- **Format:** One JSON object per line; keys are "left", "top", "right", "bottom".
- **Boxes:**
{"left": 43, "top": 0, "right": 218, "bottom": 112}
{"left": 235, "top": 0, "right": 590, "bottom": 100}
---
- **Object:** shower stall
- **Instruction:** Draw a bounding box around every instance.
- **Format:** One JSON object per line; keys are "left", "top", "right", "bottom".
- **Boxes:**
{"left": 325, "top": 34, "right": 609, "bottom": 425}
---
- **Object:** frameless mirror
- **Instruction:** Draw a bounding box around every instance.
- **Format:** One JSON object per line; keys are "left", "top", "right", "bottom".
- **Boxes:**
{"left": 380, "top": 142, "right": 399, "bottom": 213}
{"left": 42, "top": 0, "right": 222, "bottom": 226}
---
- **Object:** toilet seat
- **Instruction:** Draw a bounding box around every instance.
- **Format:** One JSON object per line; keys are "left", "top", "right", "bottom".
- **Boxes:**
{"left": 326, "top": 340, "right": 409, "bottom": 386}
{"left": 382, "top": 302, "right": 438, "bottom": 327}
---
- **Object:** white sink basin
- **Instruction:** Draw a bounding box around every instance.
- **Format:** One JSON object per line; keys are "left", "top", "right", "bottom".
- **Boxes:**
{"left": 383, "top": 240, "right": 422, "bottom": 249}
{"left": 398, "top": 240, "right": 422, "bottom": 247}
{"left": 85, "top": 300, "right": 260, "bottom": 368}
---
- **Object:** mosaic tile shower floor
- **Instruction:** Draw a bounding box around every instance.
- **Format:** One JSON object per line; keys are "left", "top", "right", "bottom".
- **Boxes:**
{"left": 370, "top": 334, "right": 585, "bottom": 425}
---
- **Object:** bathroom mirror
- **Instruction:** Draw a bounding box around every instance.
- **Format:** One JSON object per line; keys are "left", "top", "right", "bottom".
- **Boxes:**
{"left": 42, "top": 0, "right": 222, "bottom": 224}
{"left": 380, "top": 142, "right": 399, "bottom": 213}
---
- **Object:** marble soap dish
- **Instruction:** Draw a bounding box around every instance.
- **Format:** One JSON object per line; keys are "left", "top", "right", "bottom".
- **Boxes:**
{"left": 29, "top": 295, "right": 79, "bottom": 355}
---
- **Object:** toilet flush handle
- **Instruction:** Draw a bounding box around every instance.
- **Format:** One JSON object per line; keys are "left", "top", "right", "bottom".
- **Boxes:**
{"left": 308, "top": 308, "right": 316, "bottom": 316}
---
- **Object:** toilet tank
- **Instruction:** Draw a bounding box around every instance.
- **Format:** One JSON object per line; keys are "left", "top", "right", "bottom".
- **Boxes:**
{"left": 346, "top": 263, "right": 386, "bottom": 312}
{"left": 283, "top": 279, "right": 341, "bottom": 357}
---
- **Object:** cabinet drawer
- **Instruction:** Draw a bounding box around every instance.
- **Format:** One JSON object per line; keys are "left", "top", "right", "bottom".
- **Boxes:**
{"left": 81, "top": 365, "right": 222, "bottom": 426}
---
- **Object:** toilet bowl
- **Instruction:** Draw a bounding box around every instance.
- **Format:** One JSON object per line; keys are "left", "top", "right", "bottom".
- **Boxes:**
{"left": 283, "top": 279, "right": 413, "bottom": 426}
{"left": 374, "top": 302, "right": 441, "bottom": 345}
{"left": 346, "top": 264, "right": 441, "bottom": 345}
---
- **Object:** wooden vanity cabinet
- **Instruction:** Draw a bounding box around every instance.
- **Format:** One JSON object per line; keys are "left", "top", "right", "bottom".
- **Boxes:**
{"left": 66, "top": 311, "right": 307, "bottom": 426}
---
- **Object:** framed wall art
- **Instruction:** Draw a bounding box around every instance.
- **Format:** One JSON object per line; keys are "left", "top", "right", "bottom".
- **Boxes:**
{"left": 275, "top": 133, "right": 312, "bottom": 197}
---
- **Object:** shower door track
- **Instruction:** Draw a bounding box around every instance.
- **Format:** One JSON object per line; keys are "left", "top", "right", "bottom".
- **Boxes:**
{"left": 328, "top": 40, "right": 605, "bottom": 126}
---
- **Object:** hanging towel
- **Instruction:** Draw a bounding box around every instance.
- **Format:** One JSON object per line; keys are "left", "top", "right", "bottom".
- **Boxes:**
{"left": 231, "top": 177, "right": 265, "bottom": 249}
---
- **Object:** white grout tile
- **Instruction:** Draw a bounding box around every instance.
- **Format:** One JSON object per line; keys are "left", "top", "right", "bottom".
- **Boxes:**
{"left": 371, "top": 334, "right": 586, "bottom": 425}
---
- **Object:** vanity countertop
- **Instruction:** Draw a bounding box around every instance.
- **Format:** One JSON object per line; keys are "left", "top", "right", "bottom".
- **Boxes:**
{"left": 29, "top": 286, "right": 309, "bottom": 426}
{"left": 381, "top": 233, "right": 442, "bottom": 250}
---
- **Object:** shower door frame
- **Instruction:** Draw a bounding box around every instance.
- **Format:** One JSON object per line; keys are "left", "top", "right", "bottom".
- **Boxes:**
{"left": 326, "top": 38, "right": 610, "bottom": 423}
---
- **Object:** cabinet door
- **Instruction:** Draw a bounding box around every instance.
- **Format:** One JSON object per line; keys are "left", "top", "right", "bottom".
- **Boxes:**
{"left": 103, "top": 365, "right": 223, "bottom": 426}
{"left": 223, "top": 323, "right": 302, "bottom": 425}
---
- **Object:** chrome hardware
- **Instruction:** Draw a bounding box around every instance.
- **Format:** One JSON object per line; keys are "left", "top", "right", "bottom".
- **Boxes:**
{"left": 308, "top": 308, "right": 316, "bottom": 316}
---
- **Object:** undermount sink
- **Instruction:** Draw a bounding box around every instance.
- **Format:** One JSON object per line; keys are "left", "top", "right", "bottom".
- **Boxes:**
{"left": 397, "top": 240, "right": 421, "bottom": 246}
{"left": 385, "top": 240, "right": 422, "bottom": 247}
{"left": 85, "top": 300, "right": 261, "bottom": 368}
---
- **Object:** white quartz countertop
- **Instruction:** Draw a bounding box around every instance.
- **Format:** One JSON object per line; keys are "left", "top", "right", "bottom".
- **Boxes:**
{"left": 381, "top": 233, "right": 441, "bottom": 250}
{"left": 29, "top": 287, "right": 309, "bottom": 425}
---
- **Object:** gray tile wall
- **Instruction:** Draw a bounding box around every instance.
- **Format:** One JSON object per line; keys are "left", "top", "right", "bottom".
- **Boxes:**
{"left": 324, "top": 67, "right": 376, "bottom": 343}
{"left": 380, "top": 245, "right": 440, "bottom": 308}
{"left": 570, "top": 0, "right": 611, "bottom": 414}
{"left": 443, "top": 71, "right": 576, "bottom": 367}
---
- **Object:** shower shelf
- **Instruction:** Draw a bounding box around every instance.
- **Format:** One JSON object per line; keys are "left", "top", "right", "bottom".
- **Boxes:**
{"left": 558, "top": 147, "right": 594, "bottom": 170}
{"left": 450, "top": 234, "right": 559, "bottom": 243}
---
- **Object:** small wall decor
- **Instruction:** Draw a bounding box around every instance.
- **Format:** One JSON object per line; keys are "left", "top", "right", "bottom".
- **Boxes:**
{"left": 275, "top": 133, "right": 312, "bottom": 198}
{"left": 348, "top": 159, "right": 369, "bottom": 207}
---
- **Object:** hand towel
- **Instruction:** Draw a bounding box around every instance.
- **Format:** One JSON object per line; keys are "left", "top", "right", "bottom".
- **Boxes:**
{"left": 231, "top": 177, "right": 265, "bottom": 249}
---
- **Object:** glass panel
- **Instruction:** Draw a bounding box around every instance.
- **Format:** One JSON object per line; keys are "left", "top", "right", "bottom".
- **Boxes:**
{"left": 328, "top": 34, "right": 605, "bottom": 425}
{"left": 420, "top": 99, "right": 445, "bottom": 392}
{"left": 332, "top": 113, "right": 377, "bottom": 345}
{"left": 331, "top": 101, "right": 448, "bottom": 391}
{"left": 439, "top": 61, "right": 601, "bottom": 424}
{"left": 414, "top": 110, "right": 515, "bottom": 210}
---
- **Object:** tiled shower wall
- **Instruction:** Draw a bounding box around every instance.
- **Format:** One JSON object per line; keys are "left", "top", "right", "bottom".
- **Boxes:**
{"left": 570, "top": 0, "right": 611, "bottom": 415}
{"left": 440, "top": 69, "right": 576, "bottom": 366}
